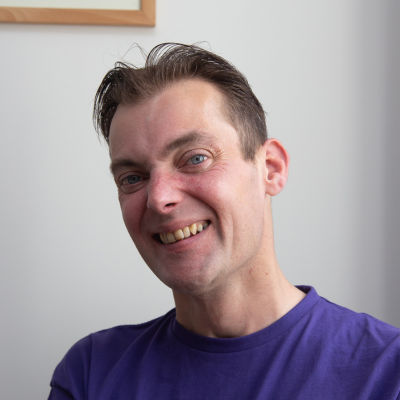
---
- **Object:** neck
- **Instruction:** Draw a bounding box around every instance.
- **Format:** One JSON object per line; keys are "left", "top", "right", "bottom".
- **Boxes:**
{"left": 173, "top": 255, "right": 305, "bottom": 338}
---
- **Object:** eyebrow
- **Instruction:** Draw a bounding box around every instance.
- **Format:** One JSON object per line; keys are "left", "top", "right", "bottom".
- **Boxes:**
{"left": 109, "top": 159, "right": 141, "bottom": 176}
{"left": 161, "top": 131, "right": 217, "bottom": 157}
{"left": 110, "top": 131, "right": 218, "bottom": 176}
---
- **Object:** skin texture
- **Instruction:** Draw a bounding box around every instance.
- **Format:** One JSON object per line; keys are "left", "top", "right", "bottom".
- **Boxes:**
{"left": 109, "top": 79, "right": 305, "bottom": 338}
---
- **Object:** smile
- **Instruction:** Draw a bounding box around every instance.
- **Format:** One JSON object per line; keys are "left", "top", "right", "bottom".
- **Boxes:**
{"left": 159, "top": 220, "right": 210, "bottom": 244}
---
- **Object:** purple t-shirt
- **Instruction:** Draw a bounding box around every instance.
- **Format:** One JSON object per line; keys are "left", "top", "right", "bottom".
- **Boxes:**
{"left": 48, "top": 287, "right": 400, "bottom": 399}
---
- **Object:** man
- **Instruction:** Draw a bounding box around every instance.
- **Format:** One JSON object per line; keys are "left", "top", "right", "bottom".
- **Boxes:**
{"left": 49, "top": 43, "right": 400, "bottom": 399}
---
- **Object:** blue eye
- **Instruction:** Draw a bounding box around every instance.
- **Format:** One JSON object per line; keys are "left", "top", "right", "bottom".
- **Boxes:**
{"left": 190, "top": 155, "right": 207, "bottom": 165}
{"left": 123, "top": 175, "right": 141, "bottom": 185}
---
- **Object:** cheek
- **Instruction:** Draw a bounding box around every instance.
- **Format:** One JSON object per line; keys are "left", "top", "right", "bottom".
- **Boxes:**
{"left": 183, "top": 175, "right": 228, "bottom": 220}
{"left": 187, "top": 165, "right": 255, "bottom": 208}
{"left": 119, "top": 194, "right": 147, "bottom": 239}
{"left": 182, "top": 171, "right": 239, "bottom": 236}
{"left": 183, "top": 167, "right": 230, "bottom": 200}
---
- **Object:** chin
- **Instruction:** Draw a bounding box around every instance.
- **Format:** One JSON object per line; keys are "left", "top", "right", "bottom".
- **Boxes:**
{"left": 152, "top": 263, "right": 220, "bottom": 296}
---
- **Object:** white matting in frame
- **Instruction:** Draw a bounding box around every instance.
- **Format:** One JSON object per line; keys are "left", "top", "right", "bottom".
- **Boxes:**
{"left": 0, "top": 0, "right": 155, "bottom": 25}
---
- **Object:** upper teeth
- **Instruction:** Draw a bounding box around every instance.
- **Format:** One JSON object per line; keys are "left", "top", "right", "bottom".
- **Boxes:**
{"left": 159, "top": 221, "right": 209, "bottom": 244}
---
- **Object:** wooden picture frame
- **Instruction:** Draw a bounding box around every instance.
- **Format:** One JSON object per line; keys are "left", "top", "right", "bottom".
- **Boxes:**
{"left": 0, "top": 0, "right": 155, "bottom": 26}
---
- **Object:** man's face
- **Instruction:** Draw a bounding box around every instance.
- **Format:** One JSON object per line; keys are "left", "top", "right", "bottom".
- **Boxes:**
{"left": 109, "top": 79, "right": 269, "bottom": 296}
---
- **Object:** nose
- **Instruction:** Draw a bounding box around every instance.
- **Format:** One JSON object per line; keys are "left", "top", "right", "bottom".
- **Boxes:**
{"left": 146, "top": 169, "right": 183, "bottom": 214}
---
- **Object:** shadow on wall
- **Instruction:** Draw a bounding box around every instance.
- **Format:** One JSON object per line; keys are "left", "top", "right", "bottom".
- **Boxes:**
{"left": 384, "top": 1, "right": 400, "bottom": 329}
{"left": 354, "top": 1, "right": 400, "bottom": 327}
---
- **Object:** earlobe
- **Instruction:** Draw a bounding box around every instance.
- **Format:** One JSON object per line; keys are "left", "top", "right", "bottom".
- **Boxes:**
{"left": 260, "top": 138, "right": 290, "bottom": 196}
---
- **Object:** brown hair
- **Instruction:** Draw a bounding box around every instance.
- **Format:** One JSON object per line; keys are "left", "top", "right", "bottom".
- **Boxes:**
{"left": 93, "top": 43, "right": 267, "bottom": 160}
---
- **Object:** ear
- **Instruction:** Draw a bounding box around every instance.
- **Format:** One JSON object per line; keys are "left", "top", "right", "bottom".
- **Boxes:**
{"left": 258, "top": 138, "right": 290, "bottom": 196}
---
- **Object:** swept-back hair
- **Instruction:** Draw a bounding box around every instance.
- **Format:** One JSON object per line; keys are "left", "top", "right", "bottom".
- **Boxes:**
{"left": 93, "top": 43, "right": 267, "bottom": 160}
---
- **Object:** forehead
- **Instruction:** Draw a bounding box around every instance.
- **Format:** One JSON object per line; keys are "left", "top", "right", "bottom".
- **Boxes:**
{"left": 109, "top": 79, "right": 239, "bottom": 163}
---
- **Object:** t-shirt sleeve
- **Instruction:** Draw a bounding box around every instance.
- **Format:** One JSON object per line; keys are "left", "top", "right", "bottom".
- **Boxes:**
{"left": 48, "top": 386, "right": 76, "bottom": 400}
{"left": 47, "top": 336, "right": 92, "bottom": 400}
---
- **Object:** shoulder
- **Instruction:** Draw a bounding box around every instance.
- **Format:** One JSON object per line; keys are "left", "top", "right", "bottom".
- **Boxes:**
{"left": 49, "top": 309, "right": 176, "bottom": 399}
{"left": 318, "top": 295, "right": 400, "bottom": 340}
{"left": 65, "top": 309, "right": 175, "bottom": 356}
{"left": 310, "top": 294, "right": 400, "bottom": 367}
{"left": 294, "top": 287, "right": 400, "bottom": 357}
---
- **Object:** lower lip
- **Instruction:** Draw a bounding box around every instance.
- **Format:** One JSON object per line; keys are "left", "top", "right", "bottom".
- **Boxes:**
{"left": 156, "top": 225, "right": 210, "bottom": 251}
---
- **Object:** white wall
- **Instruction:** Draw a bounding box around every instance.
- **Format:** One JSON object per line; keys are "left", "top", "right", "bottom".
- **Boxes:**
{"left": 1, "top": 1, "right": 399, "bottom": 399}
